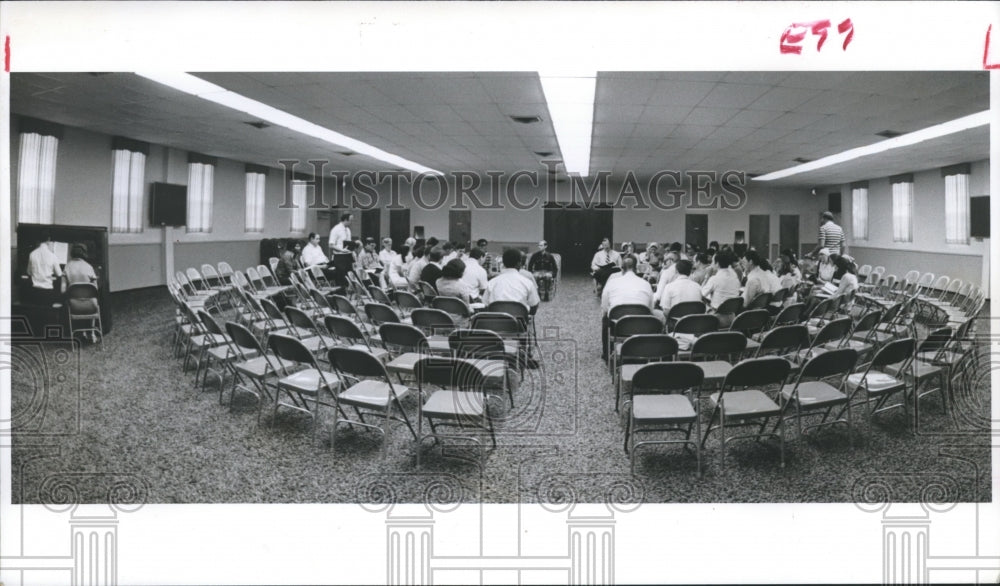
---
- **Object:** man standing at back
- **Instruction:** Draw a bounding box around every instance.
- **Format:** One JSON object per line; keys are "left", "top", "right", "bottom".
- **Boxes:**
{"left": 329, "top": 213, "right": 353, "bottom": 255}
{"left": 809, "top": 211, "right": 845, "bottom": 257}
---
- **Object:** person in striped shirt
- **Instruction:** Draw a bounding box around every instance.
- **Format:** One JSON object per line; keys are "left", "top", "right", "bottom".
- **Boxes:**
{"left": 809, "top": 211, "right": 846, "bottom": 257}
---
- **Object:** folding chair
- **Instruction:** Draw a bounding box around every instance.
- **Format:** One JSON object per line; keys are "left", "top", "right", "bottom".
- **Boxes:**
{"left": 665, "top": 301, "right": 705, "bottom": 331}
{"left": 392, "top": 289, "right": 424, "bottom": 318}
{"left": 624, "top": 362, "right": 704, "bottom": 475}
{"left": 687, "top": 331, "right": 747, "bottom": 389}
{"left": 471, "top": 311, "right": 531, "bottom": 374}
{"left": 487, "top": 301, "right": 539, "bottom": 360}
{"left": 66, "top": 283, "right": 103, "bottom": 347}
{"left": 743, "top": 292, "right": 773, "bottom": 312}
{"left": 266, "top": 334, "right": 342, "bottom": 433}
{"left": 365, "top": 302, "right": 406, "bottom": 327}
{"left": 417, "top": 281, "right": 438, "bottom": 304}
{"left": 324, "top": 315, "right": 390, "bottom": 363}
{"left": 448, "top": 328, "right": 517, "bottom": 408}
{"left": 702, "top": 357, "right": 792, "bottom": 468}
{"left": 431, "top": 296, "right": 474, "bottom": 328}
{"left": 884, "top": 328, "right": 951, "bottom": 423}
{"left": 714, "top": 296, "right": 743, "bottom": 328}
{"left": 609, "top": 315, "right": 666, "bottom": 378}
{"left": 615, "top": 334, "right": 679, "bottom": 414}
{"left": 777, "top": 348, "right": 858, "bottom": 441}
{"left": 380, "top": 323, "right": 441, "bottom": 382}
{"left": 414, "top": 356, "right": 494, "bottom": 468}
{"left": 283, "top": 306, "right": 336, "bottom": 358}
{"left": 224, "top": 322, "right": 287, "bottom": 422}
{"left": 673, "top": 314, "right": 721, "bottom": 359}
{"left": 840, "top": 338, "right": 917, "bottom": 431}
{"left": 754, "top": 325, "right": 810, "bottom": 363}
{"left": 326, "top": 346, "right": 417, "bottom": 454}
{"left": 728, "top": 309, "right": 769, "bottom": 356}
{"left": 768, "top": 302, "right": 806, "bottom": 330}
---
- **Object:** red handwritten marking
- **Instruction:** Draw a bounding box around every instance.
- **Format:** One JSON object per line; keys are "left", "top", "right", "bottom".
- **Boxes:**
{"left": 985, "top": 25, "right": 1000, "bottom": 69}
{"left": 780, "top": 23, "right": 808, "bottom": 54}
{"left": 838, "top": 18, "right": 854, "bottom": 50}
{"left": 4, "top": 36, "right": 10, "bottom": 72}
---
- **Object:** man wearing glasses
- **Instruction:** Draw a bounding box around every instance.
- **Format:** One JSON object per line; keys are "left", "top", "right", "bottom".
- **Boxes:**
{"left": 527, "top": 240, "right": 559, "bottom": 301}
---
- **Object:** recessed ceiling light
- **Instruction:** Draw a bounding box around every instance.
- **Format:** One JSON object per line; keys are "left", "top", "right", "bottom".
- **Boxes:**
{"left": 754, "top": 110, "right": 990, "bottom": 181}
{"left": 875, "top": 130, "right": 902, "bottom": 138}
{"left": 244, "top": 121, "right": 270, "bottom": 129}
{"left": 534, "top": 151, "right": 554, "bottom": 157}
{"left": 510, "top": 115, "right": 543, "bottom": 124}
{"left": 793, "top": 157, "right": 812, "bottom": 163}
{"left": 337, "top": 151, "right": 354, "bottom": 157}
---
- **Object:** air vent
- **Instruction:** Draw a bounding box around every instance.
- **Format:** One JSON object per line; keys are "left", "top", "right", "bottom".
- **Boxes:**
{"left": 244, "top": 121, "right": 271, "bottom": 129}
{"left": 337, "top": 151, "right": 355, "bottom": 157}
{"left": 876, "top": 130, "right": 902, "bottom": 138}
{"left": 793, "top": 157, "right": 812, "bottom": 164}
{"left": 510, "top": 115, "right": 543, "bottom": 124}
{"left": 534, "top": 150, "right": 554, "bottom": 157}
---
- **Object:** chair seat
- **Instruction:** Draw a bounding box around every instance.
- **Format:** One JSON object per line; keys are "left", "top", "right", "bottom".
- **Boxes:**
{"left": 298, "top": 335, "right": 335, "bottom": 354}
{"left": 427, "top": 336, "right": 452, "bottom": 352}
{"left": 385, "top": 352, "right": 422, "bottom": 374}
{"left": 207, "top": 345, "right": 259, "bottom": 362}
{"left": 339, "top": 379, "right": 408, "bottom": 409}
{"left": 780, "top": 381, "right": 846, "bottom": 408}
{"left": 917, "top": 350, "right": 964, "bottom": 366}
{"left": 695, "top": 360, "right": 734, "bottom": 384}
{"left": 422, "top": 390, "right": 486, "bottom": 419}
{"left": 632, "top": 394, "right": 696, "bottom": 422}
{"left": 832, "top": 339, "right": 873, "bottom": 355}
{"left": 884, "top": 360, "right": 942, "bottom": 380}
{"left": 743, "top": 339, "right": 760, "bottom": 354}
{"left": 235, "top": 354, "right": 295, "bottom": 378}
{"left": 189, "top": 333, "right": 230, "bottom": 348}
{"left": 845, "top": 371, "right": 904, "bottom": 395}
{"left": 277, "top": 368, "right": 340, "bottom": 394}
{"left": 708, "top": 389, "right": 781, "bottom": 418}
{"left": 460, "top": 358, "right": 508, "bottom": 385}
{"left": 347, "top": 344, "right": 391, "bottom": 363}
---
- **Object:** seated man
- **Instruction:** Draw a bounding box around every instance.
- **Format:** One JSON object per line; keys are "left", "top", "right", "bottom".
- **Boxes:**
{"left": 483, "top": 249, "right": 540, "bottom": 309}
{"left": 590, "top": 237, "right": 622, "bottom": 293}
{"left": 460, "top": 247, "right": 489, "bottom": 298}
{"left": 601, "top": 256, "right": 663, "bottom": 361}
{"left": 419, "top": 248, "right": 445, "bottom": 291}
{"left": 301, "top": 232, "right": 329, "bottom": 267}
{"left": 27, "top": 231, "right": 64, "bottom": 307}
{"left": 656, "top": 259, "right": 703, "bottom": 315}
{"left": 527, "top": 240, "right": 559, "bottom": 301}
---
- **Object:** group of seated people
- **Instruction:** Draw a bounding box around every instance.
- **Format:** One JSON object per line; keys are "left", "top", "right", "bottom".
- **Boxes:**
{"left": 274, "top": 228, "right": 558, "bottom": 315}
{"left": 25, "top": 231, "right": 99, "bottom": 307}
{"left": 595, "top": 236, "right": 862, "bottom": 359}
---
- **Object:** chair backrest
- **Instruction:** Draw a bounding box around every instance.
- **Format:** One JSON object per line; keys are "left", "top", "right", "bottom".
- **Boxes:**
{"left": 690, "top": 331, "right": 747, "bottom": 359}
{"left": 393, "top": 290, "right": 424, "bottom": 312}
{"left": 368, "top": 286, "right": 393, "bottom": 305}
{"left": 715, "top": 296, "right": 743, "bottom": 315}
{"left": 772, "top": 302, "right": 805, "bottom": 326}
{"left": 432, "top": 296, "right": 472, "bottom": 318}
{"left": 201, "top": 263, "right": 222, "bottom": 284}
{"left": 929, "top": 275, "right": 950, "bottom": 295}
{"left": 267, "top": 333, "right": 316, "bottom": 367}
{"left": 225, "top": 321, "right": 264, "bottom": 355}
{"left": 917, "top": 272, "right": 935, "bottom": 287}
{"left": 447, "top": 329, "right": 506, "bottom": 359}
{"left": 378, "top": 322, "right": 429, "bottom": 352}
{"left": 744, "top": 292, "right": 773, "bottom": 311}
{"left": 613, "top": 315, "right": 664, "bottom": 338}
{"left": 284, "top": 305, "right": 319, "bottom": 333}
{"left": 257, "top": 264, "right": 278, "bottom": 287}
{"left": 858, "top": 264, "right": 872, "bottom": 277}
{"left": 411, "top": 308, "right": 457, "bottom": 335}
{"left": 608, "top": 303, "right": 652, "bottom": 321}
{"left": 66, "top": 283, "right": 100, "bottom": 314}
{"left": 618, "top": 334, "right": 679, "bottom": 363}
{"left": 872, "top": 266, "right": 885, "bottom": 277}
{"left": 770, "top": 287, "right": 790, "bottom": 305}
{"left": 217, "top": 261, "right": 235, "bottom": 278}
{"left": 245, "top": 267, "right": 265, "bottom": 290}
{"left": 324, "top": 315, "right": 369, "bottom": 346}
{"left": 196, "top": 309, "right": 226, "bottom": 339}
{"left": 414, "top": 356, "right": 485, "bottom": 391}
{"left": 666, "top": 300, "right": 705, "bottom": 321}
{"left": 918, "top": 327, "right": 953, "bottom": 356}
{"left": 470, "top": 312, "right": 524, "bottom": 336}
{"left": 729, "top": 309, "right": 770, "bottom": 337}
{"left": 811, "top": 317, "right": 853, "bottom": 348}
{"left": 852, "top": 310, "right": 883, "bottom": 336}
{"left": 723, "top": 357, "right": 791, "bottom": 389}
{"left": 631, "top": 362, "right": 704, "bottom": 394}
{"left": 672, "top": 314, "right": 720, "bottom": 336}
{"left": 756, "top": 324, "right": 810, "bottom": 356}
{"left": 185, "top": 267, "right": 206, "bottom": 289}
{"left": 870, "top": 337, "right": 916, "bottom": 369}
{"left": 331, "top": 294, "right": 361, "bottom": 317}
{"left": 903, "top": 270, "right": 921, "bottom": 285}
{"left": 417, "top": 281, "right": 438, "bottom": 300}
{"left": 259, "top": 297, "right": 286, "bottom": 322}
{"left": 269, "top": 257, "right": 279, "bottom": 275}
{"left": 806, "top": 297, "right": 832, "bottom": 321}
{"left": 365, "top": 302, "right": 402, "bottom": 325}
{"left": 327, "top": 346, "right": 389, "bottom": 379}
{"left": 798, "top": 347, "right": 858, "bottom": 380}
{"left": 487, "top": 300, "right": 530, "bottom": 320}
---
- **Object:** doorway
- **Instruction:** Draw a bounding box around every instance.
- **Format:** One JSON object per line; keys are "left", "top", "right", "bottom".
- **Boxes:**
{"left": 749, "top": 214, "right": 770, "bottom": 256}
{"left": 684, "top": 214, "right": 708, "bottom": 250}
{"left": 449, "top": 210, "right": 471, "bottom": 247}
{"left": 543, "top": 204, "right": 614, "bottom": 274}
{"left": 779, "top": 214, "right": 800, "bottom": 257}
{"left": 360, "top": 209, "right": 380, "bottom": 241}
{"left": 389, "top": 209, "right": 410, "bottom": 253}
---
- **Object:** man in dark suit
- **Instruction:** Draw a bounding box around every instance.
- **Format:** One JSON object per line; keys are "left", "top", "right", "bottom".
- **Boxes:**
{"left": 419, "top": 247, "right": 445, "bottom": 291}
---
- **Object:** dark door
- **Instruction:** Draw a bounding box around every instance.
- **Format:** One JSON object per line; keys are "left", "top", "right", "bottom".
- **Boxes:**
{"left": 360, "top": 209, "right": 380, "bottom": 241}
{"left": 544, "top": 204, "right": 613, "bottom": 274}
{"left": 389, "top": 209, "right": 410, "bottom": 253}
{"left": 779, "top": 214, "right": 800, "bottom": 257}
{"left": 749, "top": 214, "right": 770, "bottom": 256}
{"left": 684, "top": 214, "right": 708, "bottom": 250}
{"left": 449, "top": 210, "right": 471, "bottom": 246}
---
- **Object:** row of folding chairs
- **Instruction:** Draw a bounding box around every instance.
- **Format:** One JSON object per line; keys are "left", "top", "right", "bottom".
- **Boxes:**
{"left": 857, "top": 268, "right": 985, "bottom": 329}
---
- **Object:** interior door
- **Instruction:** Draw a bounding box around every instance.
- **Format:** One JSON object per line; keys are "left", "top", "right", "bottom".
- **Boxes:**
{"left": 684, "top": 214, "right": 708, "bottom": 250}
{"left": 544, "top": 204, "right": 613, "bottom": 273}
{"left": 388, "top": 209, "right": 410, "bottom": 253}
{"left": 749, "top": 214, "right": 770, "bottom": 256}
{"left": 779, "top": 214, "right": 800, "bottom": 256}
{"left": 360, "top": 209, "right": 380, "bottom": 241}
{"left": 449, "top": 210, "right": 471, "bottom": 247}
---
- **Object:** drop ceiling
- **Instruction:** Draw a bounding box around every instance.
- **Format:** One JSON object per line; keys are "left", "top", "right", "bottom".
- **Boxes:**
{"left": 9, "top": 71, "right": 990, "bottom": 187}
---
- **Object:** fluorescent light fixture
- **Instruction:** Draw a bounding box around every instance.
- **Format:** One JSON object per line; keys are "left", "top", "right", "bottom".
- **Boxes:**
{"left": 753, "top": 110, "right": 991, "bottom": 181}
{"left": 135, "top": 72, "right": 443, "bottom": 176}
{"left": 539, "top": 71, "right": 597, "bottom": 177}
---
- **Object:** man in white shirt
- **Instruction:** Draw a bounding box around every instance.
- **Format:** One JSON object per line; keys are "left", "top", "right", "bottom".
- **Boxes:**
{"left": 301, "top": 232, "right": 329, "bottom": 267}
{"left": 27, "top": 232, "right": 64, "bottom": 306}
{"left": 378, "top": 237, "right": 396, "bottom": 266}
{"left": 701, "top": 250, "right": 742, "bottom": 312}
{"left": 328, "top": 213, "right": 352, "bottom": 255}
{"left": 591, "top": 237, "right": 622, "bottom": 292}
{"left": 483, "top": 249, "right": 540, "bottom": 311}
{"left": 407, "top": 246, "right": 428, "bottom": 287}
{"left": 460, "top": 248, "right": 489, "bottom": 297}
{"left": 741, "top": 250, "right": 777, "bottom": 307}
{"left": 655, "top": 251, "right": 680, "bottom": 291}
{"left": 600, "top": 256, "right": 662, "bottom": 360}
{"left": 657, "top": 259, "right": 704, "bottom": 315}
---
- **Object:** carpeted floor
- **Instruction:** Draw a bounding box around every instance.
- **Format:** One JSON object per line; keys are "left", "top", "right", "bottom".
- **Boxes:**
{"left": 10, "top": 275, "right": 993, "bottom": 505}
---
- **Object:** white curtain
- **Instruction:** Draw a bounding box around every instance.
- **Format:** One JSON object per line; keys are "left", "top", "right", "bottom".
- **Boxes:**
{"left": 111, "top": 149, "right": 147, "bottom": 233}
{"left": 17, "top": 132, "right": 59, "bottom": 224}
{"left": 891, "top": 181, "right": 913, "bottom": 242}
{"left": 187, "top": 162, "right": 215, "bottom": 233}
{"left": 290, "top": 180, "right": 307, "bottom": 232}
{"left": 944, "top": 173, "right": 970, "bottom": 244}
{"left": 245, "top": 172, "right": 266, "bottom": 232}
{"left": 851, "top": 187, "right": 868, "bottom": 240}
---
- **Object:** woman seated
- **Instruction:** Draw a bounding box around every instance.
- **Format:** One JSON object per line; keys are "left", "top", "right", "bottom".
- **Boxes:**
{"left": 65, "top": 244, "right": 98, "bottom": 286}
{"left": 435, "top": 258, "right": 475, "bottom": 304}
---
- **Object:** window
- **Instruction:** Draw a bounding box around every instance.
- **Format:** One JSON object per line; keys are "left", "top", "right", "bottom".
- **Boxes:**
{"left": 891, "top": 179, "right": 913, "bottom": 243}
{"left": 17, "top": 132, "right": 59, "bottom": 224}
{"left": 245, "top": 172, "right": 266, "bottom": 233}
{"left": 851, "top": 185, "right": 868, "bottom": 240}
{"left": 187, "top": 161, "right": 215, "bottom": 233}
{"left": 111, "top": 149, "right": 147, "bottom": 233}
{"left": 289, "top": 180, "right": 308, "bottom": 232}
{"left": 944, "top": 172, "right": 970, "bottom": 244}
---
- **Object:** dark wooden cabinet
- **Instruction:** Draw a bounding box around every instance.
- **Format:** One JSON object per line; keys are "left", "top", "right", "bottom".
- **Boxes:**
{"left": 15, "top": 223, "right": 112, "bottom": 335}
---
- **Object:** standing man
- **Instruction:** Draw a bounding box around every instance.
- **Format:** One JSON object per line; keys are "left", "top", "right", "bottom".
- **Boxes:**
{"left": 329, "top": 213, "right": 353, "bottom": 255}
{"left": 27, "top": 231, "right": 64, "bottom": 307}
{"left": 809, "top": 211, "right": 846, "bottom": 257}
{"left": 590, "top": 237, "right": 622, "bottom": 293}
{"left": 527, "top": 240, "right": 559, "bottom": 301}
